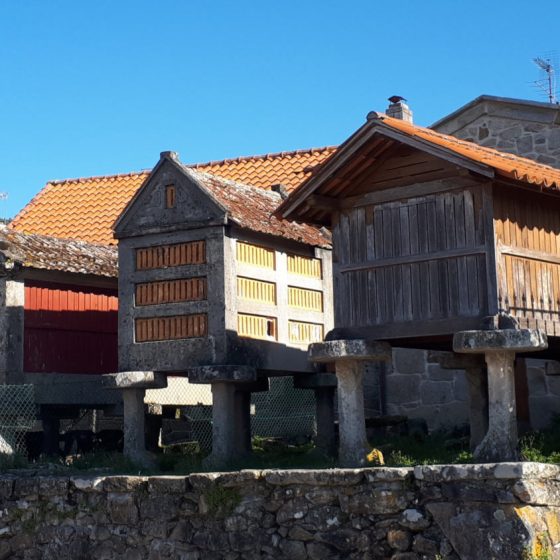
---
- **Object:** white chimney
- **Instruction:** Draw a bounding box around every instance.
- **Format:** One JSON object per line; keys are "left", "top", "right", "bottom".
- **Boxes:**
{"left": 386, "top": 96, "right": 413, "bottom": 123}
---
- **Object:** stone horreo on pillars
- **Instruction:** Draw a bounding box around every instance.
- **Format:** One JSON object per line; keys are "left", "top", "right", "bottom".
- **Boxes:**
{"left": 278, "top": 103, "right": 560, "bottom": 461}
{"left": 107, "top": 151, "right": 334, "bottom": 467}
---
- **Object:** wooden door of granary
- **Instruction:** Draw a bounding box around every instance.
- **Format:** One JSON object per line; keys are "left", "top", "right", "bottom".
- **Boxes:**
{"left": 331, "top": 185, "right": 491, "bottom": 337}
{"left": 24, "top": 280, "right": 118, "bottom": 374}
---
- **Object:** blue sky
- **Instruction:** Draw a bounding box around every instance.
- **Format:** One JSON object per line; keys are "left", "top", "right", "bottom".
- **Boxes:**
{"left": 1, "top": 0, "right": 559, "bottom": 218}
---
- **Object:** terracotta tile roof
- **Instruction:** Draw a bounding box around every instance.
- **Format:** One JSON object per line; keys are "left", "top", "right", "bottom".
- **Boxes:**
{"left": 0, "top": 225, "right": 117, "bottom": 278}
{"left": 11, "top": 147, "right": 336, "bottom": 246}
{"left": 374, "top": 113, "right": 560, "bottom": 189}
{"left": 181, "top": 166, "right": 331, "bottom": 248}
{"left": 191, "top": 147, "right": 336, "bottom": 191}
{"left": 11, "top": 172, "right": 149, "bottom": 246}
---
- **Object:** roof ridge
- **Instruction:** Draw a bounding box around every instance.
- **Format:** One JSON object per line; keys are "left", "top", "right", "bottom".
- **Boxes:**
{"left": 48, "top": 170, "right": 151, "bottom": 185}
{"left": 189, "top": 146, "right": 337, "bottom": 169}
{"left": 192, "top": 168, "right": 281, "bottom": 199}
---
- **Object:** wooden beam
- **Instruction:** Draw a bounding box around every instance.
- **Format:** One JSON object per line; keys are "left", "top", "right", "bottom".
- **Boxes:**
{"left": 499, "top": 244, "right": 560, "bottom": 266}
{"left": 337, "top": 245, "right": 487, "bottom": 273}
{"left": 340, "top": 175, "right": 478, "bottom": 209}
{"left": 306, "top": 194, "right": 340, "bottom": 211}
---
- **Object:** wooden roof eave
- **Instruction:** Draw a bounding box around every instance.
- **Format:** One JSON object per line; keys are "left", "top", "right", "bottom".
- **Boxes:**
{"left": 279, "top": 117, "right": 496, "bottom": 223}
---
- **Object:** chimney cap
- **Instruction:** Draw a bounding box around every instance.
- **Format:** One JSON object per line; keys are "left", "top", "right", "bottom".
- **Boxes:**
{"left": 160, "top": 151, "right": 179, "bottom": 160}
{"left": 388, "top": 95, "right": 407, "bottom": 104}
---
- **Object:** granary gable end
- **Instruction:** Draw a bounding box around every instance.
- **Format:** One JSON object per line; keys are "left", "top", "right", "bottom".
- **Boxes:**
{"left": 113, "top": 151, "right": 228, "bottom": 241}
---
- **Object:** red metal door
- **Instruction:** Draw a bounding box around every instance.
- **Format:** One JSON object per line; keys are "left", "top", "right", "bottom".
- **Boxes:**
{"left": 24, "top": 281, "right": 118, "bottom": 374}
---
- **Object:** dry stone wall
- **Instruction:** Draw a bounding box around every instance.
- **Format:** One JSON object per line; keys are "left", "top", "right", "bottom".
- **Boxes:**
{"left": 0, "top": 463, "right": 559, "bottom": 559}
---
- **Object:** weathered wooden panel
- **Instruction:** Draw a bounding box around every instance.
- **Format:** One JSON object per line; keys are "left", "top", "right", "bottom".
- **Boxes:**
{"left": 288, "top": 321, "right": 324, "bottom": 344}
{"left": 237, "top": 313, "right": 277, "bottom": 340}
{"left": 136, "top": 241, "right": 206, "bottom": 270}
{"left": 24, "top": 281, "right": 118, "bottom": 374}
{"left": 135, "top": 277, "right": 207, "bottom": 306}
{"left": 287, "top": 254, "right": 322, "bottom": 278}
{"left": 236, "top": 242, "right": 275, "bottom": 269}
{"left": 288, "top": 286, "right": 323, "bottom": 312}
{"left": 494, "top": 187, "right": 560, "bottom": 331}
{"left": 237, "top": 277, "right": 276, "bottom": 304}
{"left": 135, "top": 314, "right": 208, "bottom": 342}
{"left": 334, "top": 187, "right": 488, "bottom": 329}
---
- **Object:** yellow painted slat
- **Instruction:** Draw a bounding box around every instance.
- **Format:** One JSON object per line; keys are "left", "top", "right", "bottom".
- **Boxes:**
{"left": 236, "top": 242, "right": 275, "bottom": 269}
{"left": 287, "top": 254, "right": 322, "bottom": 278}
{"left": 237, "top": 277, "right": 276, "bottom": 304}
{"left": 135, "top": 277, "right": 207, "bottom": 306}
{"left": 288, "top": 321, "right": 323, "bottom": 344}
{"left": 237, "top": 313, "right": 277, "bottom": 340}
{"left": 135, "top": 314, "right": 208, "bottom": 342}
{"left": 136, "top": 241, "right": 206, "bottom": 270}
{"left": 288, "top": 286, "right": 323, "bottom": 311}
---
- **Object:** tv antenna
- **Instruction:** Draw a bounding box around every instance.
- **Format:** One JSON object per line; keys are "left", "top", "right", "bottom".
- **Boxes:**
{"left": 533, "top": 57, "right": 557, "bottom": 103}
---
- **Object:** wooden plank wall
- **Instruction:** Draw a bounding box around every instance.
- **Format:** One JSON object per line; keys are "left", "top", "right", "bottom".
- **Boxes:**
{"left": 494, "top": 186, "right": 560, "bottom": 334}
{"left": 332, "top": 187, "right": 488, "bottom": 328}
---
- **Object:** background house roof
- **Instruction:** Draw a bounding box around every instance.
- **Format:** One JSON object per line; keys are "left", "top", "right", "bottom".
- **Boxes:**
{"left": 0, "top": 225, "right": 118, "bottom": 277}
{"left": 10, "top": 147, "right": 336, "bottom": 246}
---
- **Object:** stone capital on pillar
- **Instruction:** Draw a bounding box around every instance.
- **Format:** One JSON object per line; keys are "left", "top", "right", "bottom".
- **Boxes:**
{"left": 308, "top": 340, "right": 392, "bottom": 467}
{"left": 453, "top": 329, "right": 547, "bottom": 463}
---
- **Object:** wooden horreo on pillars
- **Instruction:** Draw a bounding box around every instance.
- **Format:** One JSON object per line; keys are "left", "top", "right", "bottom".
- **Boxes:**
{"left": 279, "top": 110, "right": 560, "bottom": 462}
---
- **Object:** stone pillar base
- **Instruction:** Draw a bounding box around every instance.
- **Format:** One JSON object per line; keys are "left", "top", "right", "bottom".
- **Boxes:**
{"left": 309, "top": 340, "right": 392, "bottom": 467}
{"left": 453, "top": 329, "right": 547, "bottom": 462}
{"left": 102, "top": 372, "right": 167, "bottom": 467}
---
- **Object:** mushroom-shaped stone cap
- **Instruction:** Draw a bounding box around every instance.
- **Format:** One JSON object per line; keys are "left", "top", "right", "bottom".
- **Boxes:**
{"left": 453, "top": 329, "right": 547, "bottom": 354}
{"left": 102, "top": 371, "right": 168, "bottom": 390}
{"left": 308, "top": 339, "right": 392, "bottom": 364}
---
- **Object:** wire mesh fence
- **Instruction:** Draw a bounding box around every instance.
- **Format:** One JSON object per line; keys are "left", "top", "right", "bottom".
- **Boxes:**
{"left": 0, "top": 384, "right": 36, "bottom": 455}
{"left": 148, "top": 376, "right": 317, "bottom": 453}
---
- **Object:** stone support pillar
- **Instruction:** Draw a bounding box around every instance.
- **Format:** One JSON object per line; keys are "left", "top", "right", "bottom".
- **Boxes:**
{"left": 189, "top": 365, "right": 258, "bottom": 468}
{"left": 0, "top": 278, "right": 25, "bottom": 385}
{"left": 453, "top": 329, "right": 547, "bottom": 462}
{"left": 102, "top": 371, "right": 167, "bottom": 467}
{"left": 294, "top": 373, "right": 337, "bottom": 457}
{"left": 309, "top": 340, "right": 392, "bottom": 467}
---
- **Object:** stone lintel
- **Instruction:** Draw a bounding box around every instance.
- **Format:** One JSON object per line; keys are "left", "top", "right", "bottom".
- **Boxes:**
{"left": 293, "top": 373, "right": 337, "bottom": 389}
{"left": 308, "top": 339, "right": 392, "bottom": 364}
{"left": 102, "top": 371, "right": 167, "bottom": 390}
{"left": 235, "top": 377, "right": 270, "bottom": 393}
{"left": 428, "top": 350, "right": 485, "bottom": 370}
{"left": 188, "top": 365, "right": 257, "bottom": 384}
{"left": 453, "top": 329, "right": 547, "bottom": 355}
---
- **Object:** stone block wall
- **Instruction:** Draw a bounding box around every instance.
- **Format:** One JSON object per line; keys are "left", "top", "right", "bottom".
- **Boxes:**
{"left": 0, "top": 464, "right": 559, "bottom": 559}
{"left": 383, "top": 349, "right": 469, "bottom": 432}
{"left": 526, "top": 359, "right": 560, "bottom": 430}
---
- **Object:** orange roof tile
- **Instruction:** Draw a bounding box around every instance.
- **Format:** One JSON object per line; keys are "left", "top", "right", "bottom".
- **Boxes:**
{"left": 191, "top": 147, "right": 336, "bottom": 192}
{"left": 11, "top": 147, "right": 336, "bottom": 246}
{"left": 374, "top": 113, "right": 560, "bottom": 189}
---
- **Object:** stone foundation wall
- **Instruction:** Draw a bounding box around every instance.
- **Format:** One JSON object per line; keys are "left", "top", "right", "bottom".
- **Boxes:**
{"left": 384, "top": 349, "right": 469, "bottom": 432}
{"left": 0, "top": 463, "right": 559, "bottom": 559}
